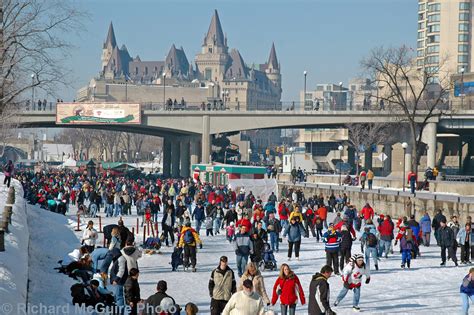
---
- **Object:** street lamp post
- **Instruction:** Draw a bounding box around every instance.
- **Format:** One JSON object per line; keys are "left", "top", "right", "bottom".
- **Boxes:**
{"left": 402, "top": 142, "right": 408, "bottom": 192}
{"left": 303, "top": 71, "right": 307, "bottom": 110}
{"left": 338, "top": 81, "right": 343, "bottom": 110}
{"left": 461, "top": 67, "right": 465, "bottom": 108}
{"left": 163, "top": 73, "right": 166, "bottom": 107}
{"left": 31, "top": 73, "right": 35, "bottom": 110}
{"left": 151, "top": 151, "right": 155, "bottom": 173}
{"left": 125, "top": 76, "right": 128, "bottom": 102}
{"left": 338, "top": 145, "right": 344, "bottom": 185}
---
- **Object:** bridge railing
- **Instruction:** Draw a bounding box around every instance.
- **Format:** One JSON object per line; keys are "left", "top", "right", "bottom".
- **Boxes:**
{"left": 17, "top": 99, "right": 474, "bottom": 114}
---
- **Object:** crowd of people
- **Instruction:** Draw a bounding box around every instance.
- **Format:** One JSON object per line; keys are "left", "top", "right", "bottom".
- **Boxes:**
{"left": 8, "top": 167, "right": 474, "bottom": 314}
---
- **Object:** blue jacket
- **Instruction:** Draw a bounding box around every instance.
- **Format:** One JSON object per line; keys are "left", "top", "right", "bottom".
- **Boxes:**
{"left": 457, "top": 229, "right": 470, "bottom": 245}
{"left": 460, "top": 275, "right": 474, "bottom": 296}
{"left": 193, "top": 205, "right": 205, "bottom": 221}
{"left": 283, "top": 222, "right": 305, "bottom": 242}
{"left": 234, "top": 232, "right": 254, "bottom": 256}
{"left": 420, "top": 215, "right": 432, "bottom": 233}
{"left": 365, "top": 224, "right": 377, "bottom": 235}
{"left": 323, "top": 230, "right": 342, "bottom": 252}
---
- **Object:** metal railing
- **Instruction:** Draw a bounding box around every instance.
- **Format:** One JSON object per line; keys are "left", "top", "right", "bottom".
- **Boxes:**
{"left": 15, "top": 99, "right": 474, "bottom": 114}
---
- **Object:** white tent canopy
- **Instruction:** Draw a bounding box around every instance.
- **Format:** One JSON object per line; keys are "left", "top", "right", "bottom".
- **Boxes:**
{"left": 228, "top": 179, "right": 278, "bottom": 202}
{"left": 61, "top": 158, "right": 77, "bottom": 168}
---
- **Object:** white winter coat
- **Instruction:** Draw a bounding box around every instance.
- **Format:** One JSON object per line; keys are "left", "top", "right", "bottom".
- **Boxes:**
{"left": 82, "top": 227, "right": 98, "bottom": 246}
{"left": 222, "top": 291, "right": 264, "bottom": 315}
{"left": 341, "top": 261, "right": 370, "bottom": 288}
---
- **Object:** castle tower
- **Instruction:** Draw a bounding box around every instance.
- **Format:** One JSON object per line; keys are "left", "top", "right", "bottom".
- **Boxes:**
{"left": 101, "top": 22, "right": 117, "bottom": 72}
{"left": 195, "top": 10, "right": 230, "bottom": 82}
{"left": 265, "top": 43, "right": 281, "bottom": 93}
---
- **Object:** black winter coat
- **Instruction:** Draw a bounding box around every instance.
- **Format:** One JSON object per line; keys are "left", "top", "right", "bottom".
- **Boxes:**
{"left": 308, "top": 273, "right": 333, "bottom": 315}
{"left": 340, "top": 230, "right": 353, "bottom": 251}
{"left": 439, "top": 226, "right": 454, "bottom": 247}
{"left": 124, "top": 277, "right": 140, "bottom": 304}
{"left": 432, "top": 213, "right": 447, "bottom": 230}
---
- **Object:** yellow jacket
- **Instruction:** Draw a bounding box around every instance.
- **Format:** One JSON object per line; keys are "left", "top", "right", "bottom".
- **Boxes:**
{"left": 367, "top": 170, "right": 374, "bottom": 180}
{"left": 289, "top": 211, "right": 304, "bottom": 222}
{"left": 178, "top": 226, "right": 202, "bottom": 248}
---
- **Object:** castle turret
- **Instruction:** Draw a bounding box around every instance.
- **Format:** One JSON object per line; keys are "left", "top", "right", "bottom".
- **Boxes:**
{"left": 195, "top": 10, "right": 230, "bottom": 82}
{"left": 101, "top": 22, "right": 117, "bottom": 72}
{"left": 265, "top": 43, "right": 281, "bottom": 92}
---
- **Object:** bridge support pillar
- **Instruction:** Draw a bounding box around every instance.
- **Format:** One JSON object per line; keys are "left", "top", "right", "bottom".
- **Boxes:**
{"left": 201, "top": 115, "right": 211, "bottom": 164}
{"left": 171, "top": 140, "right": 180, "bottom": 178}
{"left": 383, "top": 144, "right": 393, "bottom": 176}
{"left": 190, "top": 140, "right": 200, "bottom": 167}
{"left": 459, "top": 136, "right": 464, "bottom": 174}
{"left": 364, "top": 149, "right": 373, "bottom": 171}
{"left": 424, "top": 122, "right": 437, "bottom": 169}
{"left": 163, "top": 138, "right": 171, "bottom": 178}
{"left": 180, "top": 139, "right": 190, "bottom": 178}
{"left": 347, "top": 147, "right": 355, "bottom": 174}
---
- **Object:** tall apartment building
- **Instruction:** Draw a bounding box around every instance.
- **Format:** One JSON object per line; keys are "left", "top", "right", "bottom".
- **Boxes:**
{"left": 417, "top": 0, "right": 473, "bottom": 75}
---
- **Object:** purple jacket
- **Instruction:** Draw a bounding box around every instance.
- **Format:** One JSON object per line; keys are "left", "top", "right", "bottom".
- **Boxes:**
{"left": 400, "top": 236, "right": 413, "bottom": 251}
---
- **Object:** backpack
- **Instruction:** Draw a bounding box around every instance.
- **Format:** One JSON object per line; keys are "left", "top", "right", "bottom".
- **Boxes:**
{"left": 367, "top": 233, "right": 377, "bottom": 247}
{"left": 184, "top": 229, "right": 195, "bottom": 245}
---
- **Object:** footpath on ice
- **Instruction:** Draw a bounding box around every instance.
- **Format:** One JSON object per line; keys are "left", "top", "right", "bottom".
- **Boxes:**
{"left": 1, "top": 187, "right": 472, "bottom": 314}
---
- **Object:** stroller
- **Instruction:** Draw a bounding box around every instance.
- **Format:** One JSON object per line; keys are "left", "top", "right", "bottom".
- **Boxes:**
{"left": 170, "top": 247, "right": 183, "bottom": 271}
{"left": 259, "top": 243, "right": 277, "bottom": 271}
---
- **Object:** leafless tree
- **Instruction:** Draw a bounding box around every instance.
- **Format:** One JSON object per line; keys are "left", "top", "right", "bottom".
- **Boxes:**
{"left": 346, "top": 123, "right": 395, "bottom": 174}
{"left": 91, "top": 130, "right": 121, "bottom": 162}
{"left": 0, "top": 103, "right": 21, "bottom": 157}
{"left": 131, "top": 133, "right": 146, "bottom": 159}
{"left": 1, "top": 0, "right": 85, "bottom": 111}
{"left": 361, "top": 46, "right": 450, "bottom": 172}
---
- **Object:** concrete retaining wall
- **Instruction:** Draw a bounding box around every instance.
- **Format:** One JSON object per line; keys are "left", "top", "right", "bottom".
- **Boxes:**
{"left": 279, "top": 181, "right": 474, "bottom": 223}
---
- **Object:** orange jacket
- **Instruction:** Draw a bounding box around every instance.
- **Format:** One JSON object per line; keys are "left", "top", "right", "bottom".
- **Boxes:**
{"left": 316, "top": 206, "right": 328, "bottom": 220}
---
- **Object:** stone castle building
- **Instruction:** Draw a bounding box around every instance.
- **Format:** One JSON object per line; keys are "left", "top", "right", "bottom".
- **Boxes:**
{"left": 80, "top": 10, "right": 282, "bottom": 112}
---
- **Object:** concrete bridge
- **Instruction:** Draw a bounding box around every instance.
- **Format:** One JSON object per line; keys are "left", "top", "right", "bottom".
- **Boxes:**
{"left": 17, "top": 104, "right": 474, "bottom": 177}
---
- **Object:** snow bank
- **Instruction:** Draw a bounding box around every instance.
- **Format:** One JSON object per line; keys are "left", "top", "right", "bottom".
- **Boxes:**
{"left": 0, "top": 179, "right": 29, "bottom": 309}
{"left": 26, "top": 206, "right": 81, "bottom": 308}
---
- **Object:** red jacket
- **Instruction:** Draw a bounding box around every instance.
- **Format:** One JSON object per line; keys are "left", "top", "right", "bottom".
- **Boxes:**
{"left": 360, "top": 206, "right": 374, "bottom": 220}
{"left": 378, "top": 220, "right": 394, "bottom": 238}
{"left": 272, "top": 275, "right": 305, "bottom": 306}
{"left": 236, "top": 218, "right": 252, "bottom": 232}
{"left": 278, "top": 203, "right": 289, "bottom": 221}
{"left": 407, "top": 172, "right": 417, "bottom": 183}
{"left": 334, "top": 220, "right": 356, "bottom": 238}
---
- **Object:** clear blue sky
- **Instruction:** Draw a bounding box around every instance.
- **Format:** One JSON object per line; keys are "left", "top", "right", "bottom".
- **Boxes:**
{"left": 64, "top": 0, "right": 417, "bottom": 101}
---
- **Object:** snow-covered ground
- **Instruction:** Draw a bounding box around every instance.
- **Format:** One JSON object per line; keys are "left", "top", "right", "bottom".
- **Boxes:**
{"left": 0, "top": 179, "right": 29, "bottom": 311}
{"left": 2, "top": 191, "right": 470, "bottom": 314}
{"left": 66, "top": 208, "right": 468, "bottom": 314}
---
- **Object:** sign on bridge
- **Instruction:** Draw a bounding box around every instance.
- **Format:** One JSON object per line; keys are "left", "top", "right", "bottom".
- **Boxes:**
{"left": 56, "top": 103, "right": 141, "bottom": 125}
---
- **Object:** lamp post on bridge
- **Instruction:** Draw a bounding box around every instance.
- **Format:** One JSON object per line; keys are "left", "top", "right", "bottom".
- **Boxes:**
{"left": 338, "top": 145, "right": 344, "bottom": 185}
{"left": 31, "top": 73, "right": 36, "bottom": 110}
{"left": 402, "top": 142, "right": 408, "bottom": 192}
{"left": 461, "top": 67, "right": 465, "bottom": 108}
{"left": 163, "top": 73, "right": 166, "bottom": 107}
{"left": 303, "top": 70, "right": 307, "bottom": 110}
{"left": 338, "top": 81, "right": 343, "bottom": 110}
